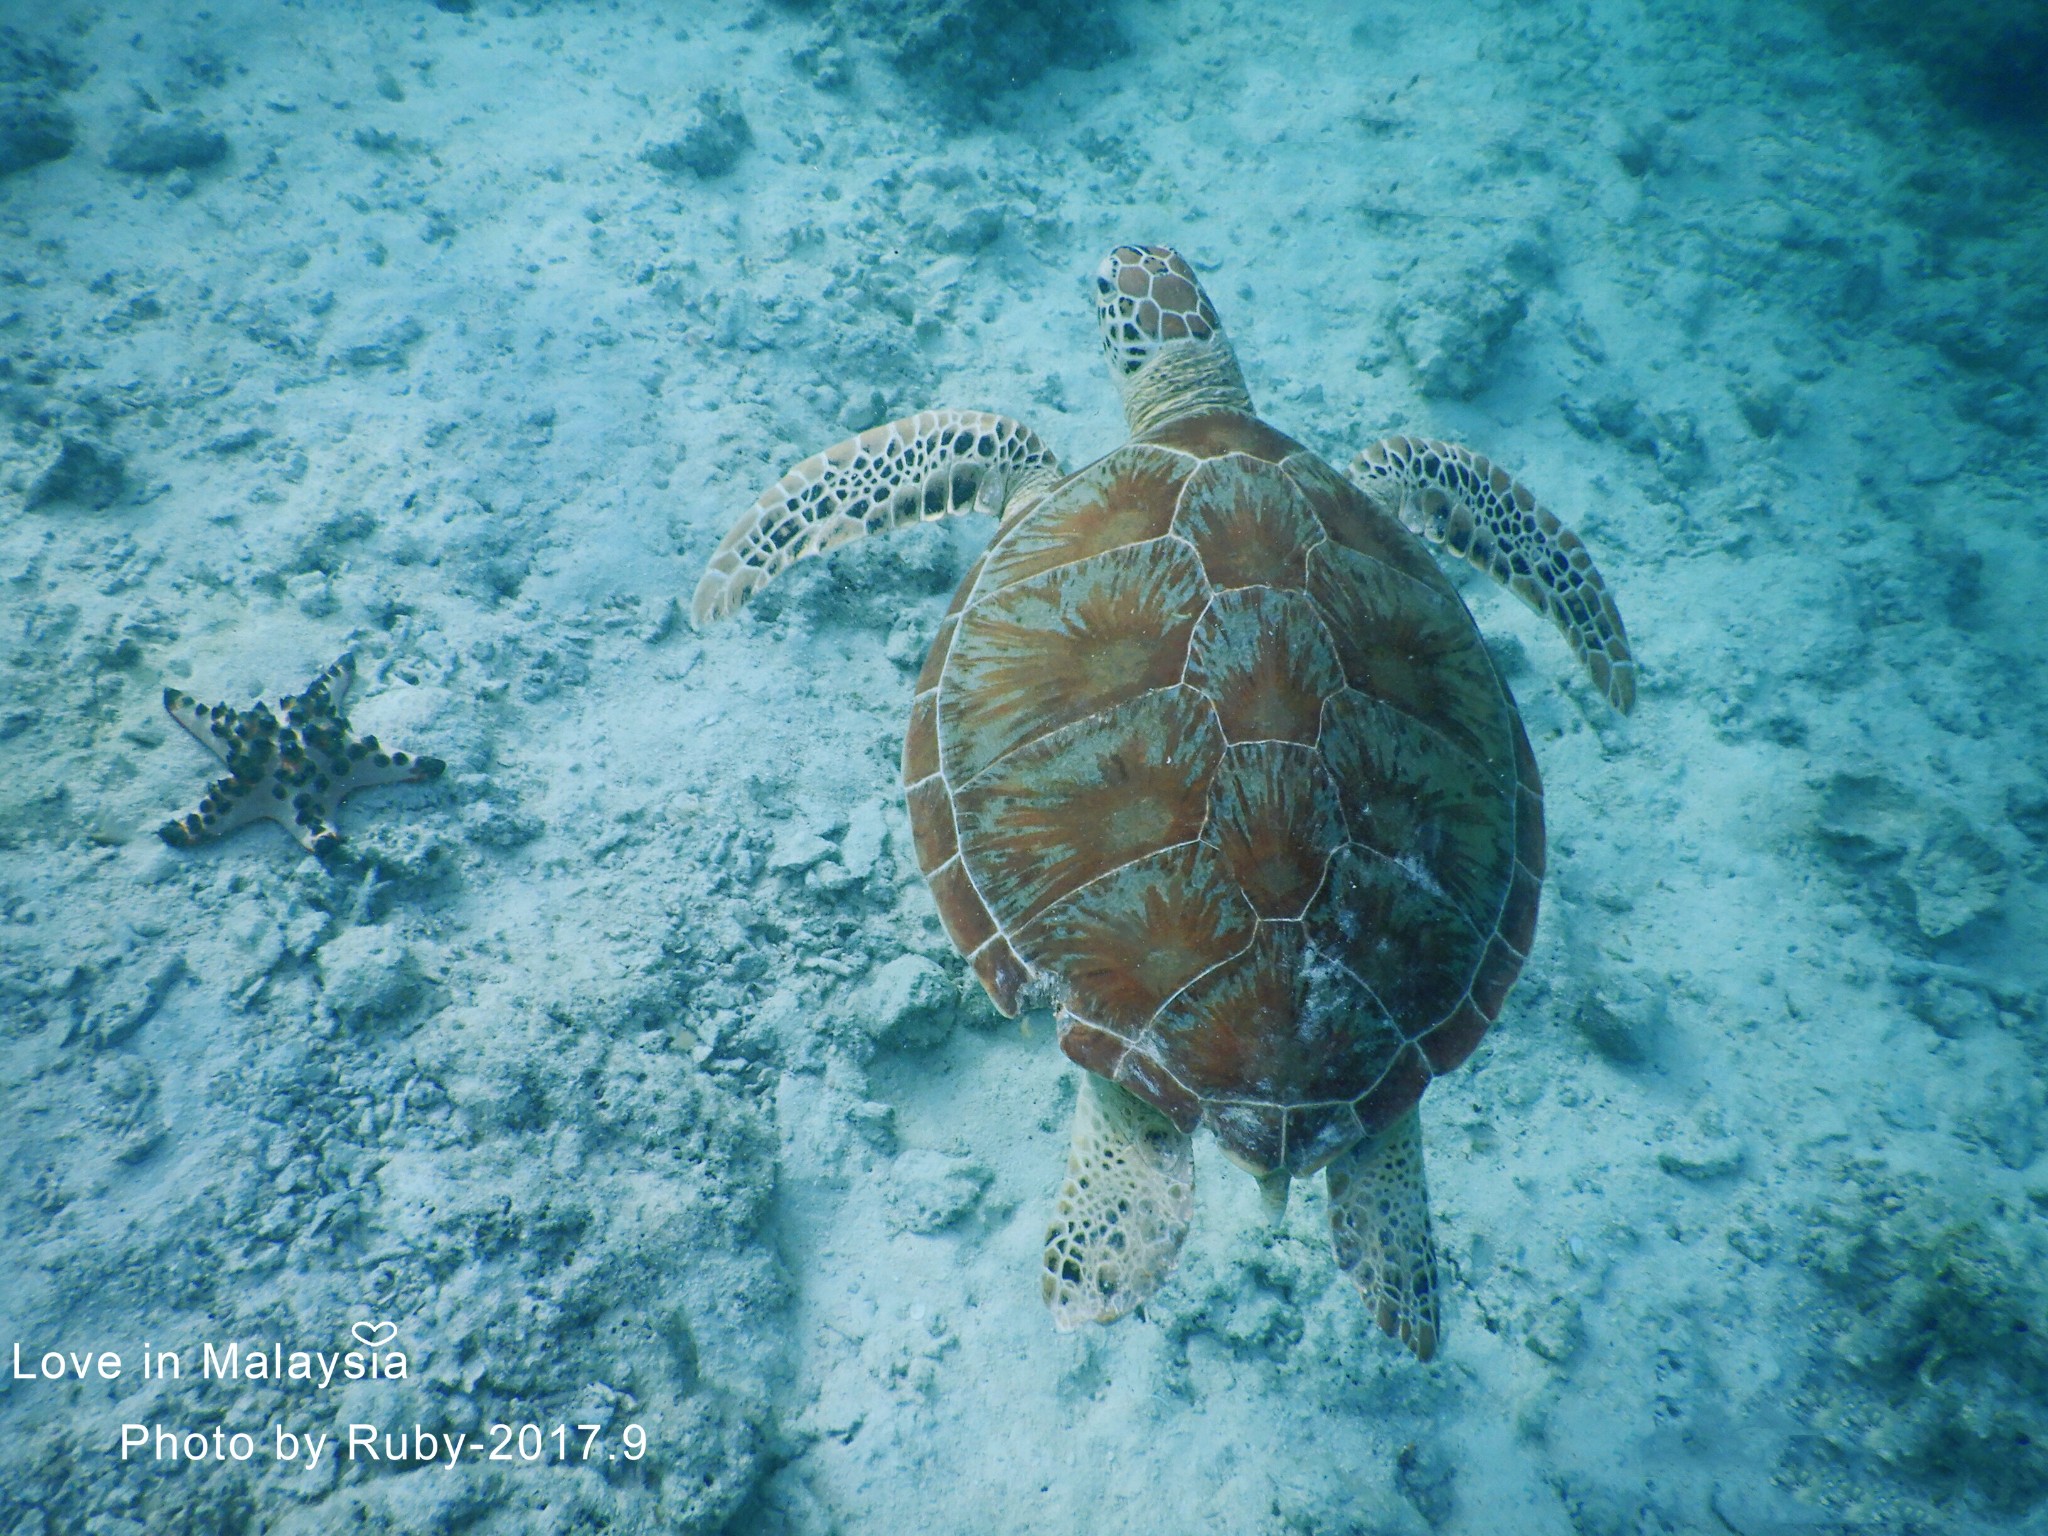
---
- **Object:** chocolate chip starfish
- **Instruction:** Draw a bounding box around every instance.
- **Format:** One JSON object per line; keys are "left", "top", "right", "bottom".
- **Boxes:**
{"left": 158, "top": 653, "right": 443, "bottom": 857}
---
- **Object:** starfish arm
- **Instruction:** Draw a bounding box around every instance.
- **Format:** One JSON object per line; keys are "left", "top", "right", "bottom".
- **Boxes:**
{"left": 163, "top": 689, "right": 240, "bottom": 769}
{"left": 292, "top": 653, "right": 357, "bottom": 718}
{"left": 337, "top": 737, "right": 448, "bottom": 791}
{"left": 159, "top": 770, "right": 290, "bottom": 848}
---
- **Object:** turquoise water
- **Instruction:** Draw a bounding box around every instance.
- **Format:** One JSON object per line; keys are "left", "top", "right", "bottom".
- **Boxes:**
{"left": 1, "top": 1, "right": 2044, "bottom": 1531}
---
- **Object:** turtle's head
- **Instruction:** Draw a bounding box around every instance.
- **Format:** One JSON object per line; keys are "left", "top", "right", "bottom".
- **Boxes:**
{"left": 1095, "top": 244, "right": 1253, "bottom": 435}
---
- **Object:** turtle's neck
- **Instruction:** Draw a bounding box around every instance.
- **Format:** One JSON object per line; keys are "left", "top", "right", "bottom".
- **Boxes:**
{"left": 1119, "top": 339, "right": 1255, "bottom": 437}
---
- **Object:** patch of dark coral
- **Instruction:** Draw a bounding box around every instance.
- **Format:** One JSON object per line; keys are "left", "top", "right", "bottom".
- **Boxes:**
{"left": 641, "top": 88, "right": 753, "bottom": 179}
{"left": 1814, "top": 0, "right": 2048, "bottom": 131}
{"left": 107, "top": 110, "right": 229, "bottom": 175}
{"left": 1798, "top": 1162, "right": 2048, "bottom": 1517}
{"left": 26, "top": 437, "right": 126, "bottom": 511}
{"left": 0, "top": 26, "right": 85, "bottom": 91}
{"left": 842, "top": 0, "right": 1130, "bottom": 122}
{"left": 0, "top": 25, "right": 84, "bottom": 178}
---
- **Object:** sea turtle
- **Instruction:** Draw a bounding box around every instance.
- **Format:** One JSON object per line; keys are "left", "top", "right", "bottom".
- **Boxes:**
{"left": 693, "top": 244, "right": 1633, "bottom": 1359}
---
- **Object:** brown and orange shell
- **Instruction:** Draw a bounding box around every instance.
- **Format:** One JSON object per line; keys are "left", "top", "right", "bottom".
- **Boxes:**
{"left": 902, "top": 410, "right": 1543, "bottom": 1177}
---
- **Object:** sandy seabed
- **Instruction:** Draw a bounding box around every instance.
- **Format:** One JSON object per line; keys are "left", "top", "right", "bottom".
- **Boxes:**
{"left": 1, "top": 1, "right": 2045, "bottom": 1532}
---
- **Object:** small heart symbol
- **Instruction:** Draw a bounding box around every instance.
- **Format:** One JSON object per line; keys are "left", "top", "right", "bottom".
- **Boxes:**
{"left": 352, "top": 1320, "right": 398, "bottom": 1349}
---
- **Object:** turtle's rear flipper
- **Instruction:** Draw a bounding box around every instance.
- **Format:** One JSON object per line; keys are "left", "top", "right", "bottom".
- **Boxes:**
{"left": 692, "top": 410, "right": 1062, "bottom": 625}
{"left": 1328, "top": 1107, "right": 1442, "bottom": 1361}
{"left": 1348, "top": 437, "right": 1636, "bottom": 714}
{"left": 1042, "top": 1074, "right": 1194, "bottom": 1330}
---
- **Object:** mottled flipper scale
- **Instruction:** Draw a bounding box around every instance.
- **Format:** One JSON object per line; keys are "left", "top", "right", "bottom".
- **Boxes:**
{"left": 1042, "top": 1074, "right": 1195, "bottom": 1330}
{"left": 691, "top": 409, "right": 1062, "bottom": 626}
{"left": 1349, "top": 436, "right": 1636, "bottom": 713}
{"left": 1327, "top": 1107, "right": 1441, "bottom": 1362}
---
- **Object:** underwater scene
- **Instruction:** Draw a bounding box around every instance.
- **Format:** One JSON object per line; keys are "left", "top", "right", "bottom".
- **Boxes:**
{"left": 2, "top": 0, "right": 2045, "bottom": 1531}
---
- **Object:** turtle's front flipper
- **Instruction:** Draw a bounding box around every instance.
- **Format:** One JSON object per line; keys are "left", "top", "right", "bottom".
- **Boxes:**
{"left": 1328, "top": 1108, "right": 1442, "bottom": 1361}
{"left": 1349, "top": 437, "right": 1636, "bottom": 713}
{"left": 692, "top": 410, "right": 1062, "bottom": 625}
{"left": 1042, "top": 1073, "right": 1194, "bottom": 1330}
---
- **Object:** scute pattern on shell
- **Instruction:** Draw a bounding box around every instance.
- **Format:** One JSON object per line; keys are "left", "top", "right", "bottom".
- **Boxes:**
{"left": 904, "top": 410, "right": 1541, "bottom": 1176}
